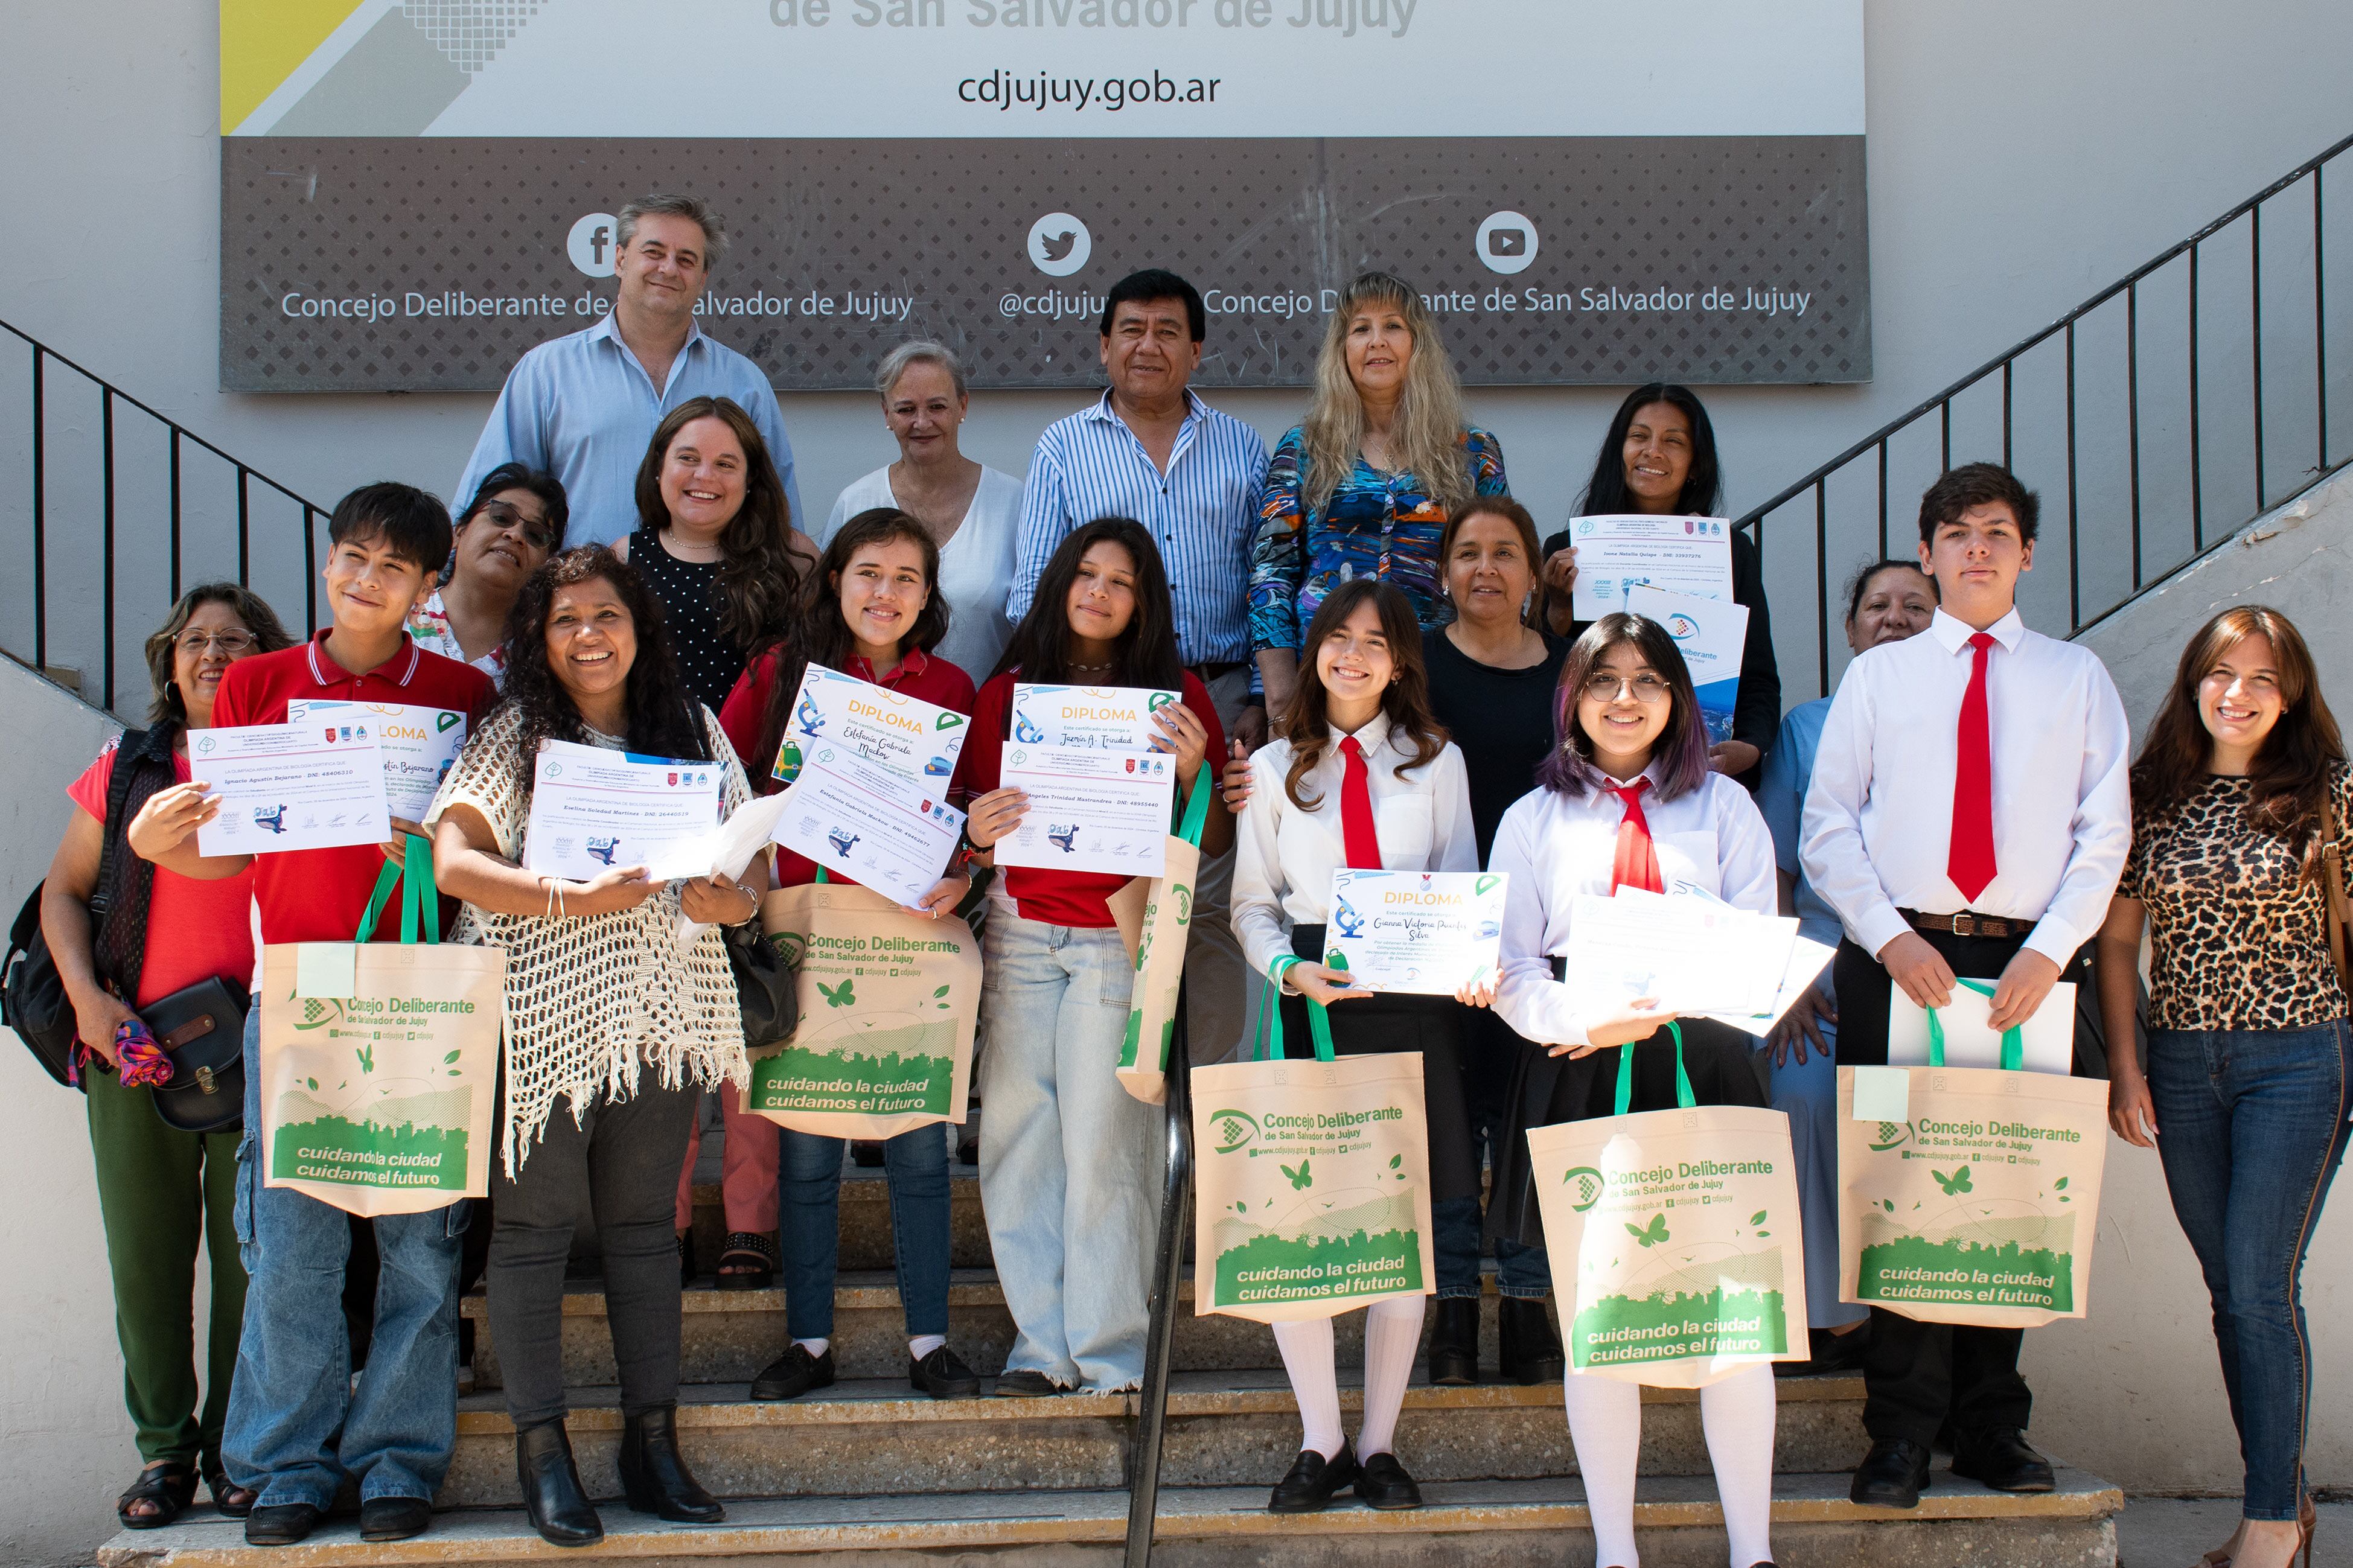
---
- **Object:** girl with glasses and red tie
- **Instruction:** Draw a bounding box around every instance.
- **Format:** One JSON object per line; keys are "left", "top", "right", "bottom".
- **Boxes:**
{"left": 1486, "top": 610, "right": 1784, "bottom": 1568}
{"left": 1228, "top": 578, "right": 1484, "bottom": 1515}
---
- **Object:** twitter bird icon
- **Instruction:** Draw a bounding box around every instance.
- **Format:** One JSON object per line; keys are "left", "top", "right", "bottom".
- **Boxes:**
{"left": 1027, "top": 212, "right": 1091, "bottom": 277}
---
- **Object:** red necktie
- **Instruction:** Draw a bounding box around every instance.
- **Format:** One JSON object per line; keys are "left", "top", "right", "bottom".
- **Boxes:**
{"left": 1339, "top": 735, "right": 1382, "bottom": 870}
{"left": 1609, "top": 778, "right": 1665, "bottom": 895}
{"left": 1948, "top": 631, "right": 1999, "bottom": 903}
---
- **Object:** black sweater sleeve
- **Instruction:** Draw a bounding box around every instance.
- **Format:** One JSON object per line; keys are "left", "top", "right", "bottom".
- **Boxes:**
{"left": 1728, "top": 530, "right": 1783, "bottom": 759}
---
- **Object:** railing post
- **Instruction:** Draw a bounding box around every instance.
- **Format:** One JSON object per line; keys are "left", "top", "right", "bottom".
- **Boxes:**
{"left": 169, "top": 427, "right": 184, "bottom": 602}
{"left": 1124, "top": 996, "right": 1194, "bottom": 1568}
{"left": 1813, "top": 482, "right": 1830, "bottom": 700}
{"left": 30, "top": 348, "right": 45, "bottom": 677}
{"left": 2319, "top": 165, "right": 2331, "bottom": 473}
{"left": 2127, "top": 282, "right": 2143, "bottom": 589}
{"left": 2064, "top": 320, "right": 2080, "bottom": 630}
{"left": 2252, "top": 202, "right": 2267, "bottom": 512}
{"left": 103, "top": 387, "right": 117, "bottom": 712}
{"left": 2189, "top": 241, "right": 2205, "bottom": 550}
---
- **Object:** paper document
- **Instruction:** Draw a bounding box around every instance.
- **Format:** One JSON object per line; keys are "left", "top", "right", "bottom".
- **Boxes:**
{"left": 675, "top": 792, "right": 797, "bottom": 948}
{"left": 192, "top": 722, "right": 393, "bottom": 855}
{"left": 1556, "top": 892, "right": 1798, "bottom": 1018}
{"left": 771, "top": 744, "right": 967, "bottom": 906}
{"left": 1325, "top": 869, "right": 1507, "bottom": 995}
{"left": 1566, "top": 514, "right": 1735, "bottom": 621}
{"left": 995, "top": 745, "right": 1176, "bottom": 879}
{"left": 1010, "top": 683, "right": 1182, "bottom": 753}
{"left": 288, "top": 700, "right": 467, "bottom": 820}
{"left": 1694, "top": 933, "right": 1837, "bottom": 1037}
{"left": 772, "top": 662, "right": 968, "bottom": 788}
{"left": 1624, "top": 585, "right": 1749, "bottom": 744}
{"left": 523, "top": 739, "right": 724, "bottom": 882}
{"left": 1888, "top": 978, "right": 2077, "bottom": 1075}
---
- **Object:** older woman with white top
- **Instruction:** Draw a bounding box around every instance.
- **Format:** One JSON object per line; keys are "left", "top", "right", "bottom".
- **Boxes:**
{"left": 822, "top": 341, "right": 1023, "bottom": 681}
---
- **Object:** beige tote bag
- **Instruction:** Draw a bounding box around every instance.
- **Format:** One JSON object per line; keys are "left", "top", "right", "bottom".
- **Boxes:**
{"left": 1110, "top": 773, "right": 1212, "bottom": 1104}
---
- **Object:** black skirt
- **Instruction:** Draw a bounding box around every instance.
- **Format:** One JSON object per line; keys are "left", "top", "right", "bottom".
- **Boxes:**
{"left": 1274, "top": 926, "right": 1480, "bottom": 1206}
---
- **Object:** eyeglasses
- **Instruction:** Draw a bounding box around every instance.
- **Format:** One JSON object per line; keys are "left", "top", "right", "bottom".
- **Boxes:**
{"left": 176, "top": 629, "right": 258, "bottom": 655}
{"left": 1581, "top": 672, "right": 1670, "bottom": 703}
{"left": 474, "top": 500, "right": 559, "bottom": 553}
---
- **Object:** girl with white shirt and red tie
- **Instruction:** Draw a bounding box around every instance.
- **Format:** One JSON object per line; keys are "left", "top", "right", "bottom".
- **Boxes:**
{"left": 1486, "top": 611, "right": 1782, "bottom": 1568}
{"left": 1230, "top": 578, "right": 1484, "bottom": 1515}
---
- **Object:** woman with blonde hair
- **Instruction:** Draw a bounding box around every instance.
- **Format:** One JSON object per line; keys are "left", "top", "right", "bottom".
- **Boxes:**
{"left": 1249, "top": 271, "right": 1508, "bottom": 721}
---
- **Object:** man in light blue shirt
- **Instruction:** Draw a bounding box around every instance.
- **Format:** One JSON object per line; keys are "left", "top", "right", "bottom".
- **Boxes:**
{"left": 455, "top": 193, "right": 801, "bottom": 547}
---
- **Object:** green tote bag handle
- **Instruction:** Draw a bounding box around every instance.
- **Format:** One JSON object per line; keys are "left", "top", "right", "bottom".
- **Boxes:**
{"left": 354, "top": 834, "right": 441, "bottom": 946}
{"left": 1925, "top": 977, "right": 2023, "bottom": 1071}
{"left": 1173, "top": 766, "right": 1212, "bottom": 847}
{"left": 1259, "top": 955, "right": 1338, "bottom": 1063}
{"left": 1614, "top": 1020, "right": 1697, "bottom": 1117}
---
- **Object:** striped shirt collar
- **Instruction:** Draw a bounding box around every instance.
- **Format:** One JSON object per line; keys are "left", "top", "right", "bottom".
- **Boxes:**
{"left": 1078, "top": 386, "right": 1210, "bottom": 436}
{"left": 304, "top": 628, "right": 421, "bottom": 688}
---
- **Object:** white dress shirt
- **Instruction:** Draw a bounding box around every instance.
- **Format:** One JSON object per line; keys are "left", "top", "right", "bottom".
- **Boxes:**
{"left": 1799, "top": 606, "right": 2131, "bottom": 966}
{"left": 821, "top": 464, "right": 1024, "bottom": 683}
{"left": 1231, "top": 713, "right": 1478, "bottom": 981}
{"left": 1490, "top": 764, "right": 1778, "bottom": 1049}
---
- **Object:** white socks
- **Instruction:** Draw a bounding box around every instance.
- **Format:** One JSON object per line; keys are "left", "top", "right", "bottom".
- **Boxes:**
{"left": 1563, "top": 1364, "right": 1778, "bottom": 1568}
{"left": 794, "top": 1337, "right": 829, "bottom": 1359}
{"left": 1271, "top": 1298, "right": 1428, "bottom": 1462}
{"left": 908, "top": 1334, "right": 946, "bottom": 1362}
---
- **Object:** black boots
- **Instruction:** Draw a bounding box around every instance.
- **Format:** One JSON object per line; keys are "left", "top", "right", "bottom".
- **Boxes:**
{"left": 619, "top": 1404, "right": 724, "bottom": 1523}
{"left": 1498, "top": 1296, "right": 1566, "bottom": 1385}
{"left": 1426, "top": 1299, "right": 1481, "bottom": 1385}
{"left": 516, "top": 1421, "right": 602, "bottom": 1547}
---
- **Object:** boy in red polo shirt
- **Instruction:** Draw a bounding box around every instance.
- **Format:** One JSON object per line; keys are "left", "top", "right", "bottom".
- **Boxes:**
{"left": 132, "top": 483, "right": 497, "bottom": 1547}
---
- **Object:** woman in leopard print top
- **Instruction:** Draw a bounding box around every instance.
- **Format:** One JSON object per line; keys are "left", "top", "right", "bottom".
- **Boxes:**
{"left": 2093, "top": 605, "right": 2349, "bottom": 1568}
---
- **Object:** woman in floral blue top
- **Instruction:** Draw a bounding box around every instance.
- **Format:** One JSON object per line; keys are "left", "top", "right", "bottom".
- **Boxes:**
{"left": 1250, "top": 272, "right": 1509, "bottom": 719}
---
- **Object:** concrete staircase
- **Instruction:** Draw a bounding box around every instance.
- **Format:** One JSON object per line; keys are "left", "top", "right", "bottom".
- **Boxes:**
{"left": 98, "top": 1166, "right": 2124, "bottom": 1567}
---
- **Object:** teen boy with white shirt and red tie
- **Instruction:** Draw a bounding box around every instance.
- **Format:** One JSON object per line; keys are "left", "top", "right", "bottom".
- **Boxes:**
{"left": 1799, "top": 462, "right": 2131, "bottom": 1509}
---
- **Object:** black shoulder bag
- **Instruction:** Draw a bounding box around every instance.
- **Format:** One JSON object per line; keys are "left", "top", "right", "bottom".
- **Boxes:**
{"left": 689, "top": 706, "right": 796, "bottom": 1057}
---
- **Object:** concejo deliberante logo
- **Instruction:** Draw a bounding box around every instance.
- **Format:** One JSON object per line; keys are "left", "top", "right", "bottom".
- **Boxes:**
{"left": 568, "top": 212, "right": 619, "bottom": 278}
{"left": 1027, "top": 212, "right": 1091, "bottom": 278}
{"left": 1210, "top": 1109, "right": 1259, "bottom": 1154}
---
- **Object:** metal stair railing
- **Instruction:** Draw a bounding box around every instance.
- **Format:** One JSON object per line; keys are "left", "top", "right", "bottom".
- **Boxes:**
{"left": 1124, "top": 990, "right": 1193, "bottom": 1567}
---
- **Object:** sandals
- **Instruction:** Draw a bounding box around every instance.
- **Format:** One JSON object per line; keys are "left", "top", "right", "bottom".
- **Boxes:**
{"left": 715, "top": 1231, "right": 778, "bottom": 1292}
{"left": 204, "top": 1464, "right": 258, "bottom": 1518}
{"left": 117, "top": 1462, "right": 197, "bottom": 1529}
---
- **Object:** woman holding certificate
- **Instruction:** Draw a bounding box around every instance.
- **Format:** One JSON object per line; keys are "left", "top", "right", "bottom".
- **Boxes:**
{"left": 718, "top": 508, "right": 985, "bottom": 1404}
{"left": 956, "top": 517, "right": 1230, "bottom": 1396}
{"left": 1230, "top": 578, "right": 1484, "bottom": 1513}
{"left": 1488, "top": 611, "right": 1781, "bottom": 1568}
{"left": 427, "top": 546, "right": 762, "bottom": 1546}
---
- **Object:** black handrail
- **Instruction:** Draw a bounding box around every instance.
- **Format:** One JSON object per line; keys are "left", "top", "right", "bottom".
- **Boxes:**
{"left": 2, "top": 316, "right": 328, "bottom": 712}
{"left": 1735, "top": 130, "right": 2351, "bottom": 693}
{"left": 1123, "top": 996, "right": 1193, "bottom": 1567}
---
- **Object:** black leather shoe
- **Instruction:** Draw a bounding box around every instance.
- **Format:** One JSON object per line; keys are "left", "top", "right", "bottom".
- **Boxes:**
{"left": 1426, "top": 1298, "right": 1480, "bottom": 1386}
{"left": 1267, "top": 1442, "right": 1359, "bottom": 1513}
{"left": 992, "top": 1368, "right": 1064, "bottom": 1397}
{"left": 1353, "top": 1451, "right": 1423, "bottom": 1510}
{"left": 358, "top": 1496, "right": 432, "bottom": 1542}
{"left": 242, "top": 1503, "right": 323, "bottom": 1547}
{"left": 516, "top": 1421, "right": 604, "bottom": 1547}
{"left": 1498, "top": 1295, "right": 1567, "bottom": 1385}
{"left": 1781, "top": 1322, "right": 1871, "bottom": 1377}
{"left": 1951, "top": 1427, "right": 2055, "bottom": 1493}
{"left": 1850, "top": 1437, "right": 1933, "bottom": 1508}
{"left": 910, "top": 1344, "right": 982, "bottom": 1399}
{"left": 749, "top": 1342, "right": 836, "bottom": 1401}
{"left": 618, "top": 1405, "right": 724, "bottom": 1523}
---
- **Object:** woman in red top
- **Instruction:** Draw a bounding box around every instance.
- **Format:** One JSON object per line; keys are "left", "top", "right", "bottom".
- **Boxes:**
{"left": 41, "top": 584, "right": 295, "bottom": 1528}
{"left": 955, "top": 517, "right": 1232, "bottom": 1394}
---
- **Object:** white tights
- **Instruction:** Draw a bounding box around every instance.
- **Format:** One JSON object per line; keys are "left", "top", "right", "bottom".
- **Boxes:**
{"left": 1269, "top": 1296, "right": 1425, "bottom": 1460}
{"left": 1562, "top": 1363, "right": 1777, "bottom": 1567}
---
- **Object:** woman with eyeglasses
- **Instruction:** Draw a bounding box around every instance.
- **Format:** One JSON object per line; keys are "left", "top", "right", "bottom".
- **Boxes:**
{"left": 409, "top": 463, "right": 567, "bottom": 686}
{"left": 39, "top": 584, "right": 296, "bottom": 1529}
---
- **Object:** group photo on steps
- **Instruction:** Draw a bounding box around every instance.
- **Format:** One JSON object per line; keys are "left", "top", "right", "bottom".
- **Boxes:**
{"left": 8, "top": 182, "right": 2346, "bottom": 1568}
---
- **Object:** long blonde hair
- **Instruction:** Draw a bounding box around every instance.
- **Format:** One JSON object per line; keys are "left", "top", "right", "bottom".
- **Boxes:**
{"left": 1300, "top": 272, "right": 1475, "bottom": 518}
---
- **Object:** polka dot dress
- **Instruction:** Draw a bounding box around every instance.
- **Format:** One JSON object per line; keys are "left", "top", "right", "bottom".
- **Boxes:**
{"left": 627, "top": 527, "right": 745, "bottom": 715}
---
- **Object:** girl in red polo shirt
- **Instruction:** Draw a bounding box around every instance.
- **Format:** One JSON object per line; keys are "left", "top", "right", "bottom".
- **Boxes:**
{"left": 955, "top": 517, "right": 1233, "bottom": 1394}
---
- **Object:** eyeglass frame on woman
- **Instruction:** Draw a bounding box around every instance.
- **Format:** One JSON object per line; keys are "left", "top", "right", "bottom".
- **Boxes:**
{"left": 471, "top": 499, "right": 560, "bottom": 554}
{"left": 1581, "top": 672, "right": 1670, "bottom": 703}
{"left": 176, "top": 629, "right": 259, "bottom": 655}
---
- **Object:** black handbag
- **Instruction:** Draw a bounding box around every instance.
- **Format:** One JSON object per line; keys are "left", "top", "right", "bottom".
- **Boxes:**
{"left": 144, "top": 976, "right": 250, "bottom": 1135}
{"left": 726, "top": 919, "right": 798, "bottom": 1059}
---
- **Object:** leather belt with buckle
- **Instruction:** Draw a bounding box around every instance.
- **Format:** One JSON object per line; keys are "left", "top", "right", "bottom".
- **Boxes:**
{"left": 1903, "top": 908, "right": 2019, "bottom": 940}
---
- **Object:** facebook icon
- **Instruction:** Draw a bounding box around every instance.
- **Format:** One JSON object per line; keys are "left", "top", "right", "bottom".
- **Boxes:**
{"left": 567, "top": 211, "right": 619, "bottom": 278}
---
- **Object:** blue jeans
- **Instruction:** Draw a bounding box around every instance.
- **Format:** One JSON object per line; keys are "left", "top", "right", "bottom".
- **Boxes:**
{"left": 223, "top": 1008, "right": 465, "bottom": 1508}
{"left": 2147, "top": 1018, "right": 2351, "bottom": 1520}
{"left": 1764, "top": 1010, "right": 1869, "bottom": 1330}
{"left": 977, "top": 915, "right": 1160, "bottom": 1392}
{"left": 1457, "top": 1010, "right": 1547, "bottom": 1299}
{"left": 780, "top": 1124, "right": 951, "bottom": 1340}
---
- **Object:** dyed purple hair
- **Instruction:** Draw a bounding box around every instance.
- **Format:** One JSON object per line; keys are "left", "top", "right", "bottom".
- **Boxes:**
{"left": 1535, "top": 612, "right": 1713, "bottom": 800}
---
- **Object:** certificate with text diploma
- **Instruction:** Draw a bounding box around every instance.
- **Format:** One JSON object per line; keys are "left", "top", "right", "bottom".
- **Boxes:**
{"left": 522, "top": 739, "right": 724, "bottom": 882}
{"left": 772, "top": 662, "right": 969, "bottom": 788}
{"left": 1010, "top": 683, "right": 1181, "bottom": 753}
{"left": 193, "top": 722, "right": 393, "bottom": 855}
{"left": 994, "top": 745, "right": 1176, "bottom": 879}
{"left": 771, "top": 744, "right": 966, "bottom": 907}
{"left": 288, "top": 699, "right": 467, "bottom": 820}
{"left": 1566, "top": 514, "right": 1736, "bottom": 621}
{"left": 1325, "top": 869, "right": 1508, "bottom": 995}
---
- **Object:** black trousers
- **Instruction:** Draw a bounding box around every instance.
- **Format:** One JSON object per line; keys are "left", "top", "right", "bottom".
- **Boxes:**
{"left": 1831, "top": 928, "right": 2094, "bottom": 1449}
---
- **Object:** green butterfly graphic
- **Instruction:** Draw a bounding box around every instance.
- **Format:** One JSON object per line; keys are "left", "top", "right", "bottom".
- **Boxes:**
{"left": 354, "top": 1043, "right": 374, "bottom": 1074}
{"left": 818, "top": 978, "right": 857, "bottom": 1009}
{"left": 1626, "top": 1213, "right": 1670, "bottom": 1248}
{"left": 1932, "top": 1165, "right": 1975, "bottom": 1196}
{"left": 1280, "top": 1159, "right": 1313, "bottom": 1191}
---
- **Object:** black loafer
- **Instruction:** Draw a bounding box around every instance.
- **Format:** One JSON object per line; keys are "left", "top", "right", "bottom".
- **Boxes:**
{"left": 992, "top": 1368, "right": 1064, "bottom": 1398}
{"left": 910, "top": 1344, "right": 982, "bottom": 1399}
{"left": 1268, "top": 1442, "right": 1359, "bottom": 1514}
{"left": 1952, "top": 1427, "right": 2055, "bottom": 1493}
{"left": 1498, "top": 1296, "right": 1567, "bottom": 1385}
{"left": 749, "top": 1342, "right": 836, "bottom": 1401}
{"left": 1353, "top": 1451, "right": 1423, "bottom": 1511}
{"left": 359, "top": 1496, "right": 432, "bottom": 1542}
{"left": 243, "top": 1502, "right": 324, "bottom": 1547}
{"left": 1850, "top": 1437, "right": 1932, "bottom": 1508}
{"left": 1426, "top": 1299, "right": 1480, "bottom": 1386}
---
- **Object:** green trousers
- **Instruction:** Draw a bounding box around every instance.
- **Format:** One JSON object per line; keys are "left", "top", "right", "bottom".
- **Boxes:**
{"left": 85, "top": 1065, "right": 247, "bottom": 1468}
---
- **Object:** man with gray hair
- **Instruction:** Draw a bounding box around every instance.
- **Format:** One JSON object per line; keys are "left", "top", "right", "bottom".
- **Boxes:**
{"left": 455, "top": 193, "right": 802, "bottom": 547}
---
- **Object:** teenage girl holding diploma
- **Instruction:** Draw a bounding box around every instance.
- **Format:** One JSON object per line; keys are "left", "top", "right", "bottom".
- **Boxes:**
{"left": 1230, "top": 578, "right": 1484, "bottom": 1514}
{"left": 1487, "top": 611, "right": 1781, "bottom": 1568}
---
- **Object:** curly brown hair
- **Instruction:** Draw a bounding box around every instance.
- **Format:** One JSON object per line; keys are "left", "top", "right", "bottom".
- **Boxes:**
{"left": 494, "top": 546, "right": 712, "bottom": 767}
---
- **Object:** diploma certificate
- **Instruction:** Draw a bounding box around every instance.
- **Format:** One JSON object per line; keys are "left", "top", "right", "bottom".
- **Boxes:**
{"left": 1888, "top": 978, "right": 2076, "bottom": 1076}
{"left": 1623, "top": 585, "right": 1749, "bottom": 744}
{"left": 771, "top": 744, "right": 967, "bottom": 907}
{"left": 1557, "top": 893, "right": 1797, "bottom": 1017}
{"left": 1010, "top": 683, "right": 1181, "bottom": 753}
{"left": 523, "top": 739, "right": 724, "bottom": 882}
{"left": 772, "top": 663, "right": 969, "bottom": 788}
{"left": 994, "top": 745, "right": 1176, "bottom": 879}
{"left": 288, "top": 700, "right": 467, "bottom": 820}
{"left": 1325, "top": 868, "right": 1508, "bottom": 995}
{"left": 192, "top": 721, "right": 393, "bottom": 855}
{"left": 1566, "top": 514, "right": 1735, "bottom": 621}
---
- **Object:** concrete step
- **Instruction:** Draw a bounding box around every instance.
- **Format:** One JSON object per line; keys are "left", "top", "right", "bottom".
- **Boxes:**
{"left": 465, "top": 1272, "right": 1561, "bottom": 1388}
{"left": 97, "top": 1468, "right": 2124, "bottom": 1567}
{"left": 683, "top": 1171, "right": 991, "bottom": 1276}
{"left": 441, "top": 1371, "right": 1870, "bottom": 1506}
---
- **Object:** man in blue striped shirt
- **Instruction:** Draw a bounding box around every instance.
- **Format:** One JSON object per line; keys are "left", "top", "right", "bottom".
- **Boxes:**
{"left": 1010, "top": 269, "right": 1271, "bottom": 1063}
{"left": 453, "top": 193, "right": 802, "bottom": 549}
